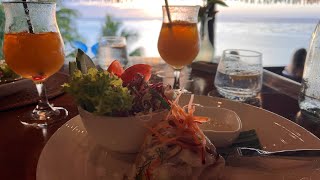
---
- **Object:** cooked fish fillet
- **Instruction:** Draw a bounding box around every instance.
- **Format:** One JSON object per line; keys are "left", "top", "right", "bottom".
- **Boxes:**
{"left": 134, "top": 119, "right": 225, "bottom": 180}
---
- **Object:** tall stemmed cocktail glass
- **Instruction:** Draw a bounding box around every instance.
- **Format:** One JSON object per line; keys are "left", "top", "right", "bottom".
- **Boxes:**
{"left": 158, "top": 5, "right": 200, "bottom": 90}
{"left": 3, "top": 1, "right": 68, "bottom": 127}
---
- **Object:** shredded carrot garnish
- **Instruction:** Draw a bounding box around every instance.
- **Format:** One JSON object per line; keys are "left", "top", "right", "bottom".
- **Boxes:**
{"left": 147, "top": 93, "right": 210, "bottom": 171}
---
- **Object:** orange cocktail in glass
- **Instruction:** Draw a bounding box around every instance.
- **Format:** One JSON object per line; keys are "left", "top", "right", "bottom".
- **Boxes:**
{"left": 4, "top": 32, "right": 64, "bottom": 82}
{"left": 158, "top": 20, "right": 199, "bottom": 70}
{"left": 2, "top": 1, "right": 68, "bottom": 127}
{"left": 157, "top": 6, "right": 200, "bottom": 89}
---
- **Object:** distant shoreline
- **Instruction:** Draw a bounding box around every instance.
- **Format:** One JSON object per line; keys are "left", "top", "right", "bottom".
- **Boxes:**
{"left": 63, "top": 1, "right": 320, "bottom": 7}
{"left": 64, "top": 2, "right": 320, "bottom": 20}
{"left": 63, "top": 0, "right": 320, "bottom": 6}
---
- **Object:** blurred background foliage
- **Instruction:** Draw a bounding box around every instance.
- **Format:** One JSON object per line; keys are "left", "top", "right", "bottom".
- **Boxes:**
{"left": 56, "top": 7, "right": 82, "bottom": 45}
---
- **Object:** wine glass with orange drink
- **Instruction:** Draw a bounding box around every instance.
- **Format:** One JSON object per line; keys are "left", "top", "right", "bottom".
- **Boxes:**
{"left": 158, "top": 5, "right": 200, "bottom": 90}
{"left": 3, "top": 1, "right": 68, "bottom": 127}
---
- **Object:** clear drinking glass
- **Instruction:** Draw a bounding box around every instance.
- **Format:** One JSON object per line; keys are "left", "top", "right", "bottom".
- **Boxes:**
{"left": 97, "top": 36, "right": 128, "bottom": 69}
{"left": 3, "top": 1, "right": 68, "bottom": 127}
{"left": 214, "top": 49, "right": 263, "bottom": 101}
{"left": 157, "top": 5, "right": 200, "bottom": 89}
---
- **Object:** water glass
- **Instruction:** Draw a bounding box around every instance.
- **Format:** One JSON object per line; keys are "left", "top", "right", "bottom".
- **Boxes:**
{"left": 97, "top": 36, "right": 128, "bottom": 69}
{"left": 214, "top": 49, "right": 263, "bottom": 101}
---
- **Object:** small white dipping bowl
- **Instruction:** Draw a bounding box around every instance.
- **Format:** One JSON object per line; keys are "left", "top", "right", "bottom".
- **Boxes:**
{"left": 78, "top": 107, "right": 168, "bottom": 153}
{"left": 195, "top": 106, "right": 242, "bottom": 148}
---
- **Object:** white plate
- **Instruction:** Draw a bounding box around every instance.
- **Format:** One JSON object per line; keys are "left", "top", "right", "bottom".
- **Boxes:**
{"left": 37, "top": 95, "right": 320, "bottom": 180}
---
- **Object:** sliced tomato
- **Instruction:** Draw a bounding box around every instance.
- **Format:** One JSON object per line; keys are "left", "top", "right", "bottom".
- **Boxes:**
{"left": 107, "top": 60, "right": 124, "bottom": 77}
{"left": 121, "top": 64, "right": 152, "bottom": 85}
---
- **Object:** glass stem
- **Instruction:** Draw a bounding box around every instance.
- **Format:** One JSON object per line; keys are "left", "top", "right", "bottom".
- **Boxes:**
{"left": 35, "top": 82, "right": 52, "bottom": 111}
{"left": 173, "top": 69, "right": 181, "bottom": 89}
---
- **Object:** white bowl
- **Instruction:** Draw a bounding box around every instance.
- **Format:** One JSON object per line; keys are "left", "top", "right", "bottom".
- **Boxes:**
{"left": 195, "top": 106, "right": 242, "bottom": 147}
{"left": 78, "top": 107, "right": 168, "bottom": 153}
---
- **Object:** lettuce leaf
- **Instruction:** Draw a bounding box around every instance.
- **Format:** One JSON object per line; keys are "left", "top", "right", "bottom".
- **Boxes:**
{"left": 63, "top": 68, "right": 133, "bottom": 116}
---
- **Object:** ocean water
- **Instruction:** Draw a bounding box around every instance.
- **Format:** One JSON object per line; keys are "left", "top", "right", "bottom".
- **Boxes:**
{"left": 68, "top": 2, "right": 320, "bottom": 67}
{"left": 215, "top": 18, "right": 318, "bottom": 66}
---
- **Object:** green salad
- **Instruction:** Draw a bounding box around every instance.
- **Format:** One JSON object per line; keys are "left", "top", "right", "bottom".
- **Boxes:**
{"left": 63, "top": 49, "right": 172, "bottom": 117}
{"left": 63, "top": 68, "right": 133, "bottom": 116}
{"left": 0, "top": 61, "right": 20, "bottom": 83}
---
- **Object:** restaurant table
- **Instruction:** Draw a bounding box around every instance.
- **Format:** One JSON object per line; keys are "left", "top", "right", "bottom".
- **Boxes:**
{"left": 1, "top": 58, "right": 320, "bottom": 180}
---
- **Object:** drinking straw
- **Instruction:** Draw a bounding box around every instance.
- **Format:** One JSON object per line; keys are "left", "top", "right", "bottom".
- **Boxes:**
{"left": 164, "top": 0, "right": 172, "bottom": 24}
{"left": 22, "top": 0, "right": 34, "bottom": 33}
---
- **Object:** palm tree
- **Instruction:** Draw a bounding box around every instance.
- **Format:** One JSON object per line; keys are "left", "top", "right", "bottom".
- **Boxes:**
{"left": 199, "top": 0, "right": 228, "bottom": 46}
{"left": 56, "top": 7, "right": 84, "bottom": 57}
{"left": 57, "top": 7, "right": 82, "bottom": 45}
{"left": 0, "top": 5, "right": 5, "bottom": 59}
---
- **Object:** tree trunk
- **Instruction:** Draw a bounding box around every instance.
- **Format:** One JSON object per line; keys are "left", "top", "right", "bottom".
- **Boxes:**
{"left": 208, "top": 4, "right": 216, "bottom": 48}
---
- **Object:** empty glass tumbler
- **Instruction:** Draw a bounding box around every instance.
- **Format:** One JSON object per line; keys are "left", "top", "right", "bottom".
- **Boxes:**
{"left": 214, "top": 49, "right": 263, "bottom": 101}
{"left": 97, "top": 36, "right": 128, "bottom": 69}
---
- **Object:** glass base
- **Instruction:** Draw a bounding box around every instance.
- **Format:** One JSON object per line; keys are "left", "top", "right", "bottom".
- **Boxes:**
{"left": 208, "top": 90, "right": 262, "bottom": 107}
{"left": 21, "top": 107, "right": 68, "bottom": 128}
{"left": 215, "top": 87, "right": 258, "bottom": 102}
{"left": 155, "top": 70, "right": 193, "bottom": 82}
